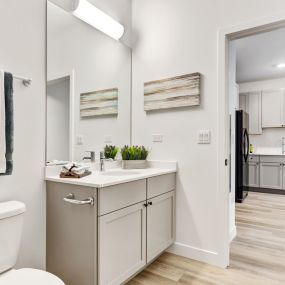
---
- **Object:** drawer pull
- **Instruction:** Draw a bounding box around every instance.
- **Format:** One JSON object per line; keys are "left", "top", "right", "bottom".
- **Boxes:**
{"left": 63, "top": 193, "right": 95, "bottom": 206}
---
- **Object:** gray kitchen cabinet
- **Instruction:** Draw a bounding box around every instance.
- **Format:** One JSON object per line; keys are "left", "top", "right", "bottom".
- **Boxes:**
{"left": 98, "top": 202, "right": 146, "bottom": 285}
{"left": 260, "top": 162, "right": 283, "bottom": 189}
{"left": 248, "top": 156, "right": 260, "bottom": 188}
{"left": 283, "top": 164, "right": 285, "bottom": 190}
{"left": 239, "top": 92, "right": 262, "bottom": 135}
{"left": 239, "top": 93, "right": 247, "bottom": 112}
{"left": 248, "top": 161, "right": 260, "bottom": 188}
{"left": 247, "top": 91, "right": 262, "bottom": 134}
{"left": 262, "top": 89, "right": 285, "bottom": 128}
{"left": 147, "top": 191, "right": 175, "bottom": 263}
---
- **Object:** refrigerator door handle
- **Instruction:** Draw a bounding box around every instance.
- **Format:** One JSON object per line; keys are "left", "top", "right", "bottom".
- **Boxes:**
{"left": 244, "top": 130, "right": 249, "bottom": 162}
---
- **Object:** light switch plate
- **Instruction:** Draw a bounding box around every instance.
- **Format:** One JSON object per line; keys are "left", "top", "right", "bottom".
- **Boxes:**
{"left": 198, "top": 130, "right": 211, "bottom": 144}
{"left": 152, "top": 134, "right": 163, "bottom": 143}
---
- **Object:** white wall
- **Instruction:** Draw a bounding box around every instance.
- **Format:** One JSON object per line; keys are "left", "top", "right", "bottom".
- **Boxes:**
{"left": 0, "top": 0, "right": 46, "bottom": 269}
{"left": 131, "top": 0, "right": 285, "bottom": 266}
{"left": 47, "top": 78, "right": 70, "bottom": 162}
{"left": 239, "top": 77, "right": 285, "bottom": 149}
{"left": 47, "top": 1, "right": 132, "bottom": 161}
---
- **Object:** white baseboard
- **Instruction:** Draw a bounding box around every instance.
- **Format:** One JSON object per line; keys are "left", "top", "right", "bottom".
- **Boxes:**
{"left": 167, "top": 242, "right": 220, "bottom": 267}
{"left": 229, "top": 226, "right": 237, "bottom": 242}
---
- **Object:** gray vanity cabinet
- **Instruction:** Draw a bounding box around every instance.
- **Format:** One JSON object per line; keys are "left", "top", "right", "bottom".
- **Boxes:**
{"left": 46, "top": 182, "right": 97, "bottom": 285}
{"left": 47, "top": 173, "right": 176, "bottom": 285}
{"left": 98, "top": 202, "right": 146, "bottom": 285}
{"left": 98, "top": 180, "right": 147, "bottom": 285}
{"left": 146, "top": 191, "right": 175, "bottom": 263}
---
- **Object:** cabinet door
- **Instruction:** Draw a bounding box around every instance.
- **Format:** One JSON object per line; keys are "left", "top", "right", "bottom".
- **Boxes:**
{"left": 99, "top": 203, "right": 146, "bottom": 285}
{"left": 239, "top": 93, "right": 247, "bottom": 112}
{"left": 262, "top": 90, "right": 283, "bottom": 128}
{"left": 147, "top": 191, "right": 175, "bottom": 263}
{"left": 281, "top": 90, "right": 285, "bottom": 128}
{"left": 283, "top": 164, "right": 285, "bottom": 190}
{"left": 260, "top": 163, "right": 283, "bottom": 189}
{"left": 247, "top": 91, "right": 262, "bottom": 134}
{"left": 248, "top": 162, "right": 259, "bottom": 187}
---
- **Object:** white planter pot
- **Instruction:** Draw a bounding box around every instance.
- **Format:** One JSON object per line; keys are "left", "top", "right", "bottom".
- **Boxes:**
{"left": 122, "top": 160, "right": 147, "bottom": 169}
{"left": 104, "top": 160, "right": 122, "bottom": 170}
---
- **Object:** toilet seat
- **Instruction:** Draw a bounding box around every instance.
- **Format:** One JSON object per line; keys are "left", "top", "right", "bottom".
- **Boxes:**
{"left": 0, "top": 268, "right": 64, "bottom": 285}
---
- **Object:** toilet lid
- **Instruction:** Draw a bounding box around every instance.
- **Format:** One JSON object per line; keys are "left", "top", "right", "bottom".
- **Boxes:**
{"left": 0, "top": 268, "right": 64, "bottom": 285}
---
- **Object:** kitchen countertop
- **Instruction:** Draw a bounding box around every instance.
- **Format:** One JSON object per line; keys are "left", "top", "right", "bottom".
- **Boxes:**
{"left": 250, "top": 153, "right": 285, "bottom": 156}
{"left": 45, "top": 161, "right": 177, "bottom": 188}
{"left": 250, "top": 147, "right": 285, "bottom": 156}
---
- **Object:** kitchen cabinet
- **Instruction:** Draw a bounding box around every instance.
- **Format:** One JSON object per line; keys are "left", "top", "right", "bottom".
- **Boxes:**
{"left": 239, "top": 92, "right": 262, "bottom": 135}
{"left": 98, "top": 203, "right": 146, "bottom": 285}
{"left": 248, "top": 160, "right": 260, "bottom": 188}
{"left": 262, "top": 89, "right": 285, "bottom": 128}
{"left": 260, "top": 162, "right": 283, "bottom": 190}
{"left": 146, "top": 191, "right": 175, "bottom": 263}
{"left": 247, "top": 92, "right": 262, "bottom": 134}
{"left": 239, "top": 93, "right": 247, "bottom": 112}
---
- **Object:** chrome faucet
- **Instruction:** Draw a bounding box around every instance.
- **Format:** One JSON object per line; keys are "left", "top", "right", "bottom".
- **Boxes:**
{"left": 282, "top": 137, "right": 285, "bottom": 155}
{"left": 100, "top": 151, "right": 113, "bottom": 171}
{"left": 83, "top": 151, "right": 95, "bottom": 163}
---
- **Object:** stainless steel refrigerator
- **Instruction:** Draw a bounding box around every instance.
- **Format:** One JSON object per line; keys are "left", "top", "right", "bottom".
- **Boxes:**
{"left": 235, "top": 110, "right": 249, "bottom": 203}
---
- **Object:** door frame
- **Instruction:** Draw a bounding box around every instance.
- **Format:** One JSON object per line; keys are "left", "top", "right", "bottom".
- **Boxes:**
{"left": 217, "top": 14, "right": 285, "bottom": 268}
{"left": 46, "top": 69, "right": 75, "bottom": 162}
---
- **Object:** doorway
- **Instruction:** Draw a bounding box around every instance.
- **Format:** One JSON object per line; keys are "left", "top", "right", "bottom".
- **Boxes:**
{"left": 218, "top": 16, "right": 285, "bottom": 268}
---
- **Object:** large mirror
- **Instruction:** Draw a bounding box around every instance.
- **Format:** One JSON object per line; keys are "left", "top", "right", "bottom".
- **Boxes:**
{"left": 46, "top": 0, "right": 132, "bottom": 165}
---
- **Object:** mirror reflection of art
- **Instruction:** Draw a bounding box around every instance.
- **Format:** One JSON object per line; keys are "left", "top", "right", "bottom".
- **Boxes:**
{"left": 144, "top": 73, "right": 201, "bottom": 111}
{"left": 80, "top": 88, "right": 118, "bottom": 118}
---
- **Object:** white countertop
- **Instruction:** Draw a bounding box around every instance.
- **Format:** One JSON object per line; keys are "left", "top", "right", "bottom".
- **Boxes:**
{"left": 250, "top": 147, "right": 285, "bottom": 156}
{"left": 250, "top": 153, "right": 285, "bottom": 156}
{"left": 45, "top": 161, "right": 177, "bottom": 188}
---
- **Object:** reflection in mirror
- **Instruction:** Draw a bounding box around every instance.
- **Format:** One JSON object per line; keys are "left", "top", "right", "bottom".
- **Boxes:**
{"left": 46, "top": 0, "right": 132, "bottom": 165}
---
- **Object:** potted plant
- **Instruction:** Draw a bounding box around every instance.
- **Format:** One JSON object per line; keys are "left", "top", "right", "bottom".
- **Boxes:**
{"left": 103, "top": 145, "right": 120, "bottom": 169}
{"left": 104, "top": 145, "right": 119, "bottom": 160}
{"left": 121, "top": 145, "right": 149, "bottom": 169}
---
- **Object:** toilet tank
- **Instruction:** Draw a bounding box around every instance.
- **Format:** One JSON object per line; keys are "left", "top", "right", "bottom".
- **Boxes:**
{"left": 0, "top": 201, "right": 26, "bottom": 274}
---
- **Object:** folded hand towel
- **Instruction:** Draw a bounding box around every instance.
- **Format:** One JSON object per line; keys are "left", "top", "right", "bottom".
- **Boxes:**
{"left": 0, "top": 70, "right": 6, "bottom": 173}
{"left": 61, "top": 162, "right": 90, "bottom": 176}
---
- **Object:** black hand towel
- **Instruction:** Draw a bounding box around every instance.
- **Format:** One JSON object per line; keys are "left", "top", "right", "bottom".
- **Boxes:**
{"left": 0, "top": 72, "right": 14, "bottom": 175}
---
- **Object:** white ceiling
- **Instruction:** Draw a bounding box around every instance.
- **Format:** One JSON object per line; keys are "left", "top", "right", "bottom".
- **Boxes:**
{"left": 235, "top": 27, "right": 285, "bottom": 83}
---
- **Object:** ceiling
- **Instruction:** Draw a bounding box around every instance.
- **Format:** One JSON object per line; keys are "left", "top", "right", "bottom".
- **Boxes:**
{"left": 235, "top": 27, "right": 285, "bottom": 83}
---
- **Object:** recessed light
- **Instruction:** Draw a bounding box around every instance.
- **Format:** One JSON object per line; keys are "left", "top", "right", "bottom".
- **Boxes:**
{"left": 276, "top": 63, "right": 285, "bottom": 68}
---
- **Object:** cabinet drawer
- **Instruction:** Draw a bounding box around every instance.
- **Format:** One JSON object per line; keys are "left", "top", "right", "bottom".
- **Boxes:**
{"left": 259, "top": 156, "right": 285, "bottom": 163}
{"left": 249, "top": 155, "right": 259, "bottom": 163}
{"left": 147, "top": 173, "right": 176, "bottom": 199}
{"left": 98, "top": 180, "right": 146, "bottom": 216}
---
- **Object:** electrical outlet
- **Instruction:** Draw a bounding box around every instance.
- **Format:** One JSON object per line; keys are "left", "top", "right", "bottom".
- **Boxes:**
{"left": 152, "top": 134, "right": 163, "bottom": 143}
{"left": 104, "top": 135, "right": 113, "bottom": 144}
{"left": 198, "top": 130, "right": 211, "bottom": 144}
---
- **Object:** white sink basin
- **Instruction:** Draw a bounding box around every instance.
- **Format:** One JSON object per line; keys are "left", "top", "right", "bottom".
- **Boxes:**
{"left": 101, "top": 170, "right": 141, "bottom": 177}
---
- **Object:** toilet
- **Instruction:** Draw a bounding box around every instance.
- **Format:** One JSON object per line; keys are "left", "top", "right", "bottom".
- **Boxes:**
{"left": 0, "top": 201, "right": 64, "bottom": 285}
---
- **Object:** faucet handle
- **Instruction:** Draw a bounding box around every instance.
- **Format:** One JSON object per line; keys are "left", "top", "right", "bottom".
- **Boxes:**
{"left": 84, "top": 151, "right": 95, "bottom": 162}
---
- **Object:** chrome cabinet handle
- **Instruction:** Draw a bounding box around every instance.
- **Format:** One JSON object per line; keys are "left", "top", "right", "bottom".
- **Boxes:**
{"left": 63, "top": 193, "right": 95, "bottom": 206}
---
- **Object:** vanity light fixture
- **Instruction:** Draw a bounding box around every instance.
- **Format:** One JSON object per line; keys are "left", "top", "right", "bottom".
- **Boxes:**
{"left": 276, "top": 63, "right": 285, "bottom": 68}
{"left": 72, "top": 0, "right": 125, "bottom": 40}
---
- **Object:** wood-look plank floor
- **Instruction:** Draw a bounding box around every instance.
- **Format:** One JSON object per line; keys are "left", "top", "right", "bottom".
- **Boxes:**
{"left": 127, "top": 192, "right": 285, "bottom": 285}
